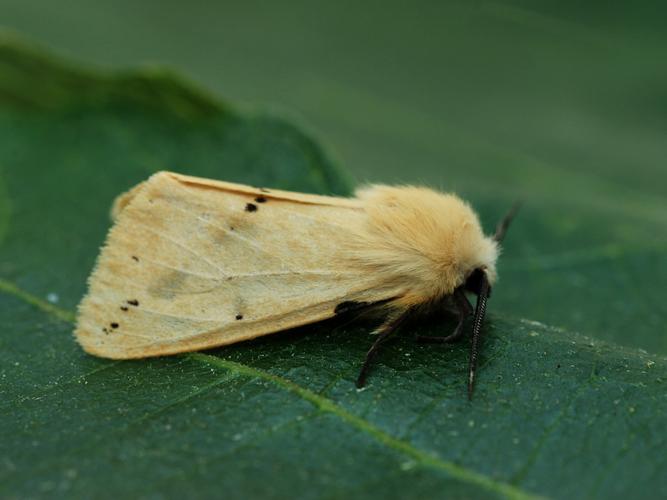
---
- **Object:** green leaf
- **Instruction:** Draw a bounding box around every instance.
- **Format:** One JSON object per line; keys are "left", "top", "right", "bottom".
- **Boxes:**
{"left": 1, "top": 35, "right": 665, "bottom": 500}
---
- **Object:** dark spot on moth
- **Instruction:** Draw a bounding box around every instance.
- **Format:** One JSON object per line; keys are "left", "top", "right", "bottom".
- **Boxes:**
{"left": 235, "top": 314, "right": 244, "bottom": 320}
{"left": 131, "top": 256, "right": 139, "bottom": 262}
{"left": 245, "top": 203, "right": 258, "bottom": 212}
{"left": 230, "top": 226, "right": 235, "bottom": 231}
{"left": 254, "top": 196, "right": 267, "bottom": 203}
{"left": 102, "top": 327, "right": 110, "bottom": 334}
{"left": 127, "top": 299, "right": 139, "bottom": 307}
{"left": 120, "top": 306, "right": 129, "bottom": 312}
{"left": 110, "top": 322, "right": 119, "bottom": 329}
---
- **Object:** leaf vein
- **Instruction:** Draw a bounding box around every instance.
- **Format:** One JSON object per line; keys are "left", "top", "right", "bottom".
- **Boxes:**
{"left": 188, "top": 352, "right": 543, "bottom": 500}
{"left": 0, "top": 278, "right": 75, "bottom": 323}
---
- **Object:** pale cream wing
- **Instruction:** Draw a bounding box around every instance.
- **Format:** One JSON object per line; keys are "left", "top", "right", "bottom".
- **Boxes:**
{"left": 75, "top": 172, "right": 399, "bottom": 359}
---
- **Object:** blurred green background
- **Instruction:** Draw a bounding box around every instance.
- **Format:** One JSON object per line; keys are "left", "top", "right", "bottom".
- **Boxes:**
{"left": 2, "top": 0, "right": 666, "bottom": 352}
{"left": 3, "top": 0, "right": 665, "bottom": 188}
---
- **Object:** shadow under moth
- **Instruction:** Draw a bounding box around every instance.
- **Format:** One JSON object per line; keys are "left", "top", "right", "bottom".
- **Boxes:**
{"left": 75, "top": 172, "right": 517, "bottom": 398}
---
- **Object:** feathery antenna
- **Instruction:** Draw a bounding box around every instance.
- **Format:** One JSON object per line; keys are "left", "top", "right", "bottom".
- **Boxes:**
{"left": 468, "top": 273, "right": 490, "bottom": 400}
{"left": 493, "top": 202, "right": 521, "bottom": 243}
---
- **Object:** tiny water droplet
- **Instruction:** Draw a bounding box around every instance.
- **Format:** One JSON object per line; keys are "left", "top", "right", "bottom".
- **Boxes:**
{"left": 400, "top": 460, "right": 417, "bottom": 471}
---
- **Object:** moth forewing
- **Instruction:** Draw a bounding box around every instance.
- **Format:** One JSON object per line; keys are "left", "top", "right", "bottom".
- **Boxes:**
{"left": 75, "top": 172, "right": 401, "bottom": 359}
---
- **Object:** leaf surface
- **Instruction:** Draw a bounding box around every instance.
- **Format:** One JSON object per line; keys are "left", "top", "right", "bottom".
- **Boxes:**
{"left": 1, "top": 36, "right": 665, "bottom": 500}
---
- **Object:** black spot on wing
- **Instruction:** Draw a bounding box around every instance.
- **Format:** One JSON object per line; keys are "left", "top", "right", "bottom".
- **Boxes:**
{"left": 245, "top": 203, "right": 258, "bottom": 212}
{"left": 254, "top": 196, "right": 267, "bottom": 203}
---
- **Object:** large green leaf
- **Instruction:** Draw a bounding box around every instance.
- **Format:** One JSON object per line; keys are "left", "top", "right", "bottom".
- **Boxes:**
{"left": 1, "top": 36, "right": 666, "bottom": 500}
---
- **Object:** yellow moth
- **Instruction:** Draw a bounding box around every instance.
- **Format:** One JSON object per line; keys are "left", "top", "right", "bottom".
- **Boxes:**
{"left": 75, "top": 172, "right": 517, "bottom": 397}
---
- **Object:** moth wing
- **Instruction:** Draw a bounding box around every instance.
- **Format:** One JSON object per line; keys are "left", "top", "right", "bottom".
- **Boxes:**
{"left": 75, "top": 172, "right": 396, "bottom": 359}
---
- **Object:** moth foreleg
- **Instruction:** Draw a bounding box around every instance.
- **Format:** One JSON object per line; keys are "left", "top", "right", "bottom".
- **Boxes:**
{"left": 415, "top": 288, "right": 472, "bottom": 343}
{"left": 356, "top": 308, "right": 412, "bottom": 388}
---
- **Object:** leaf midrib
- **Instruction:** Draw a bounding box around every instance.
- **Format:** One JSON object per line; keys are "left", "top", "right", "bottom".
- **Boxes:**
{"left": 1, "top": 278, "right": 542, "bottom": 500}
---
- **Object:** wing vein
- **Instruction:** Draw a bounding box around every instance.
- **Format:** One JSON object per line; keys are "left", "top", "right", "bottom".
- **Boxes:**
{"left": 108, "top": 235, "right": 224, "bottom": 280}
{"left": 168, "top": 203, "right": 294, "bottom": 271}
{"left": 266, "top": 204, "right": 357, "bottom": 229}
{"left": 129, "top": 220, "right": 226, "bottom": 277}
{"left": 113, "top": 302, "right": 335, "bottom": 348}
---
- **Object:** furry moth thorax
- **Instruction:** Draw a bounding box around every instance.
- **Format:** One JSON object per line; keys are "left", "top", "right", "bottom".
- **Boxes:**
{"left": 353, "top": 185, "right": 499, "bottom": 309}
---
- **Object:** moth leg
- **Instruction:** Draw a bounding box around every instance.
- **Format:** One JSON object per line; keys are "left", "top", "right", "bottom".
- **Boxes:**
{"left": 356, "top": 309, "right": 412, "bottom": 388}
{"left": 415, "top": 288, "right": 473, "bottom": 343}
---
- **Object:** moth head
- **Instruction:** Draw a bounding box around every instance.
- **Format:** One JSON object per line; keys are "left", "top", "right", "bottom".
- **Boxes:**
{"left": 463, "top": 237, "right": 498, "bottom": 289}
{"left": 462, "top": 201, "right": 521, "bottom": 293}
{"left": 464, "top": 267, "right": 491, "bottom": 297}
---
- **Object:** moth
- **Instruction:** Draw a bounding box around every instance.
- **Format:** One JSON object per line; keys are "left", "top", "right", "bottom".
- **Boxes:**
{"left": 75, "top": 172, "right": 517, "bottom": 397}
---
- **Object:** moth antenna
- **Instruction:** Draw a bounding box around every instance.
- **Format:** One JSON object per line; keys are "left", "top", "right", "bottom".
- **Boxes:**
{"left": 493, "top": 202, "right": 521, "bottom": 243}
{"left": 468, "top": 273, "right": 490, "bottom": 400}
